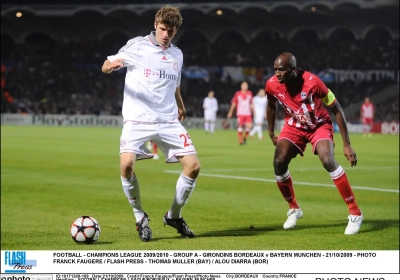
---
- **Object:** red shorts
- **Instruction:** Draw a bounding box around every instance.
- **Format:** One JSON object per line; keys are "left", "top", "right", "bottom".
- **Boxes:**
{"left": 278, "top": 122, "right": 334, "bottom": 156}
{"left": 237, "top": 115, "right": 252, "bottom": 126}
{"left": 362, "top": 118, "right": 373, "bottom": 125}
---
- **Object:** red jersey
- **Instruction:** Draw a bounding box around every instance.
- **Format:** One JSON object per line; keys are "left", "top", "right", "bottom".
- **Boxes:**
{"left": 265, "top": 70, "right": 334, "bottom": 131}
{"left": 361, "top": 103, "right": 374, "bottom": 119}
{"left": 231, "top": 90, "right": 253, "bottom": 116}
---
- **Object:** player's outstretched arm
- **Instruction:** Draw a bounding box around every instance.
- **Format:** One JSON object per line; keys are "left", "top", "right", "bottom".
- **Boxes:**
{"left": 267, "top": 101, "right": 278, "bottom": 146}
{"left": 329, "top": 102, "right": 357, "bottom": 167}
{"left": 101, "top": 59, "right": 124, "bottom": 74}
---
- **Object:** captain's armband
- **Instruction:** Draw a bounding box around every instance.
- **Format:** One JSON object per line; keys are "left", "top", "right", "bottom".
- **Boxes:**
{"left": 322, "top": 89, "right": 336, "bottom": 107}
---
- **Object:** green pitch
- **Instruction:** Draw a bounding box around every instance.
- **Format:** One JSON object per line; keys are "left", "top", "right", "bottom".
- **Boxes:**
{"left": 1, "top": 126, "right": 399, "bottom": 250}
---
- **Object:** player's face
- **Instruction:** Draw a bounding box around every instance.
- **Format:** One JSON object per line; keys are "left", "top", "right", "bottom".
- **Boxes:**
{"left": 274, "top": 60, "right": 293, "bottom": 84}
{"left": 208, "top": 91, "right": 214, "bottom": 98}
{"left": 154, "top": 22, "right": 177, "bottom": 47}
{"left": 258, "top": 90, "right": 266, "bottom": 97}
{"left": 241, "top": 82, "right": 248, "bottom": 91}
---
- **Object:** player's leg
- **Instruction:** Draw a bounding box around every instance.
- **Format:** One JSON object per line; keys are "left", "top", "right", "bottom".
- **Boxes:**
{"left": 254, "top": 122, "right": 263, "bottom": 139}
{"left": 313, "top": 126, "right": 363, "bottom": 234}
{"left": 362, "top": 119, "right": 367, "bottom": 137}
{"left": 120, "top": 122, "right": 155, "bottom": 241}
{"left": 237, "top": 117, "right": 244, "bottom": 144}
{"left": 156, "top": 122, "right": 200, "bottom": 237}
{"left": 257, "top": 123, "right": 263, "bottom": 139}
{"left": 204, "top": 119, "right": 210, "bottom": 133}
{"left": 152, "top": 142, "right": 159, "bottom": 160}
{"left": 367, "top": 119, "right": 372, "bottom": 137}
{"left": 243, "top": 117, "right": 252, "bottom": 144}
{"left": 210, "top": 121, "right": 215, "bottom": 133}
{"left": 209, "top": 113, "right": 216, "bottom": 133}
{"left": 274, "top": 127, "right": 307, "bottom": 229}
{"left": 249, "top": 123, "right": 256, "bottom": 137}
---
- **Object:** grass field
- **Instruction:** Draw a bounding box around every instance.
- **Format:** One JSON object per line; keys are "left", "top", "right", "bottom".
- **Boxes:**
{"left": 1, "top": 125, "right": 399, "bottom": 251}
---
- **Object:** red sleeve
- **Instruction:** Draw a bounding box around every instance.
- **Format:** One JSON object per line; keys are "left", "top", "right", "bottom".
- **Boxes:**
{"left": 312, "top": 77, "right": 329, "bottom": 99}
{"left": 265, "top": 80, "right": 277, "bottom": 103}
{"left": 231, "top": 92, "right": 238, "bottom": 104}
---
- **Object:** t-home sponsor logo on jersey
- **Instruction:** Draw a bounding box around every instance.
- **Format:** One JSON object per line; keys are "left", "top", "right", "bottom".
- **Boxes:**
{"left": 3, "top": 251, "right": 37, "bottom": 273}
{"left": 144, "top": 69, "right": 178, "bottom": 81}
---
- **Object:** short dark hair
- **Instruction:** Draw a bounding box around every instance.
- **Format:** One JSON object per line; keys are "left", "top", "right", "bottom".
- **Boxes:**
{"left": 155, "top": 5, "right": 183, "bottom": 29}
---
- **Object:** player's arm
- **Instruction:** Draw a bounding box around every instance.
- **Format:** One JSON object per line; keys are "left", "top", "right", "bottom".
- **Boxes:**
{"left": 266, "top": 100, "right": 277, "bottom": 139}
{"left": 227, "top": 102, "right": 236, "bottom": 119}
{"left": 101, "top": 59, "right": 124, "bottom": 74}
{"left": 322, "top": 87, "right": 357, "bottom": 167}
{"left": 175, "top": 86, "right": 186, "bottom": 121}
{"left": 102, "top": 38, "right": 138, "bottom": 74}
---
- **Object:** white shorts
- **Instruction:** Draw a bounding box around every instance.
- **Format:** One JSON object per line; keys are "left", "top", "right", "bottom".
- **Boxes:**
{"left": 119, "top": 121, "right": 197, "bottom": 163}
{"left": 204, "top": 110, "right": 217, "bottom": 121}
{"left": 254, "top": 114, "right": 265, "bottom": 124}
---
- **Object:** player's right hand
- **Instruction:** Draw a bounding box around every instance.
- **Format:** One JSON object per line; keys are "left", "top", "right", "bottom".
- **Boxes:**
{"left": 269, "top": 134, "right": 278, "bottom": 146}
{"left": 107, "top": 59, "right": 125, "bottom": 72}
{"left": 227, "top": 112, "right": 232, "bottom": 119}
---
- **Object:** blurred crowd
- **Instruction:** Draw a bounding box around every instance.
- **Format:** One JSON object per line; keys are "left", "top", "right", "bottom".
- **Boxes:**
{"left": 1, "top": 31, "right": 399, "bottom": 122}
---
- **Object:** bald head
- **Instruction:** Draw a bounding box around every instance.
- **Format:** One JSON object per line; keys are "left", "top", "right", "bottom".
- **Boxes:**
{"left": 275, "top": 52, "right": 296, "bottom": 68}
{"left": 274, "top": 52, "right": 297, "bottom": 84}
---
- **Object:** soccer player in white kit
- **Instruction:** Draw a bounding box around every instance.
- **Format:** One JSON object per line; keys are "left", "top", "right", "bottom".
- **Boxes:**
{"left": 101, "top": 5, "right": 200, "bottom": 242}
{"left": 203, "top": 90, "right": 218, "bottom": 133}
{"left": 249, "top": 89, "right": 268, "bottom": 140}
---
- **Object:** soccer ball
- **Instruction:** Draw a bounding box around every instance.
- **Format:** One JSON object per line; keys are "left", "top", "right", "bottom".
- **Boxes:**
{"left": 70, "top": 216, "right": 101, "bottom": 244}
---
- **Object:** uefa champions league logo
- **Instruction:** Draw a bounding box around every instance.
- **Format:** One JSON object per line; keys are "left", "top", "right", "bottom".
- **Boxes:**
{"left": 3, "top": 251, "right": 37, "bottom": 273}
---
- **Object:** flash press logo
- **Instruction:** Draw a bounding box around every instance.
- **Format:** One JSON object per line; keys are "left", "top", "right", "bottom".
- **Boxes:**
{"left": 4, "top": 251, "right": 37, "bottom": 273}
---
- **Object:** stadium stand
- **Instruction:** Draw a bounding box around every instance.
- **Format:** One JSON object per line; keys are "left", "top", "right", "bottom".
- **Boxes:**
{"left": 1, "top": 0, "right": 398, "bottom": 122}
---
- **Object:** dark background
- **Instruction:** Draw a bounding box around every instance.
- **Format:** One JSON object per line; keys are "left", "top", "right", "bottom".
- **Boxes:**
{"left": 1, "top": 0, "right": 398, "bottom": 121}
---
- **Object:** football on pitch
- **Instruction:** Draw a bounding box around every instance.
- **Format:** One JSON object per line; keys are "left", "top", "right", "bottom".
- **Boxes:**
{"left": 70, "top": 216, "right": 101, "bottom": 244}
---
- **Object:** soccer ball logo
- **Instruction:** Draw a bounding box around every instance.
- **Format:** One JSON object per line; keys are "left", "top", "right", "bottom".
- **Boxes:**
{"left": 70, "top": 216, "right": 101, "bottom": 244}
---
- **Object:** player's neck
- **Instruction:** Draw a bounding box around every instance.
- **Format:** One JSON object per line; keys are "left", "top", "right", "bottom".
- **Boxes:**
{"left": 285, "top": 72, "right": 298, "bottom": 88}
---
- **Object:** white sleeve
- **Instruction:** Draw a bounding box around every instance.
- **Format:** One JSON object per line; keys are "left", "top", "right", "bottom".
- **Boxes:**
{"left": 106, "top": 37, "right": 142, "bottom": 67}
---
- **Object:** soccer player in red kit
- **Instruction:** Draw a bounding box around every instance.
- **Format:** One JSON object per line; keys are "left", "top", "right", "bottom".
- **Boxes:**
{"left": 227, "top": 81, "right": 253, "bottom": 145}
{"left": 265, "top": 52, "right": 363, "bottom": 235}
{"left": 360, "top": 97, "right": 374, "bottom": 137}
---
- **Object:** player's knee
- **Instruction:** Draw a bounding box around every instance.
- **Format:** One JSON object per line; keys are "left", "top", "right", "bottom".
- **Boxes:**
{"left": 120, "top": 158, "right": 134, "bottom": 177}
{"left": 273, "top": 156, "right": 286, "bottom": 170}
{"left": 185, "top": 160, "right": 201, "bottom": 178}
{"left": 320, "top": 156, "right": 336, "bottom": 171}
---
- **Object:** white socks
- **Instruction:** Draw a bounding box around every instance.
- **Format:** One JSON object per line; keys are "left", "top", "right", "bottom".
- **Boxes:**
{"left": 168, "top": 173, "right": 196, "bottom": 219}
{"left": 121, "top": 174, "right": 143, "bottom": 222}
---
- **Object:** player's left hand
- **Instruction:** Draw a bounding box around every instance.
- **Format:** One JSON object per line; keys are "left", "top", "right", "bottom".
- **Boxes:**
{"left": 178, "top": 107, "right": 186, "bottom": 121}
{"left": 344, "top": 145, "right": 357, "bottom": 167}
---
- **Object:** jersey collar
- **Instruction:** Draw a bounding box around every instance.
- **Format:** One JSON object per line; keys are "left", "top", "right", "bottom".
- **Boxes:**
{"left": 149, "top": 31, "right": 170, "bottom": 50}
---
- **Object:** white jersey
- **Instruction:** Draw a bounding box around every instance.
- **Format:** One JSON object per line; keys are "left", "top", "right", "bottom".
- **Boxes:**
{"left": 252, "top": 95, "right": 267, "bottom": 123}
{"left": 252, "top": 96, "right": 267, "bottom": 114}
{"left": 107, "top": 32, "right": 183, "bottom": 123}
{"left": 203, "top": 97, "right": 218, "bottom": 113}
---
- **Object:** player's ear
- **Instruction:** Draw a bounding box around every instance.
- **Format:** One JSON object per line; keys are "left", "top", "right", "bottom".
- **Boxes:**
{"left": 154, "top": 22, "right": 157, "bottom": 29}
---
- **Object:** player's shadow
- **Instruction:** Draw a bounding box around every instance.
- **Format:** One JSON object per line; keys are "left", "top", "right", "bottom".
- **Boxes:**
{"left": 341, "top": 218, "right": 399, "bottom": 233}
{"left": 195, "top": 218, "right": 399, "bottom": 237}
{"left": 85, "top": 241, "right": 114, "bottom": 245}
{"left": 150, "top": 219, "right": 399, "bottom": 241}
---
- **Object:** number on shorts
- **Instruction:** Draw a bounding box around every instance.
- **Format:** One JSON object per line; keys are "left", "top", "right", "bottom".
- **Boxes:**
{"left": 180, "top": 133, "right": 193, "bottom": 147}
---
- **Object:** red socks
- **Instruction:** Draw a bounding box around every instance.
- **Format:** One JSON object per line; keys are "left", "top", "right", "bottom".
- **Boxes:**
{"left": 330, "top": 166, "right": 361, "bottom": 216}
{"left": 275, "top": 171, "right": 299, "bottom": 209}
